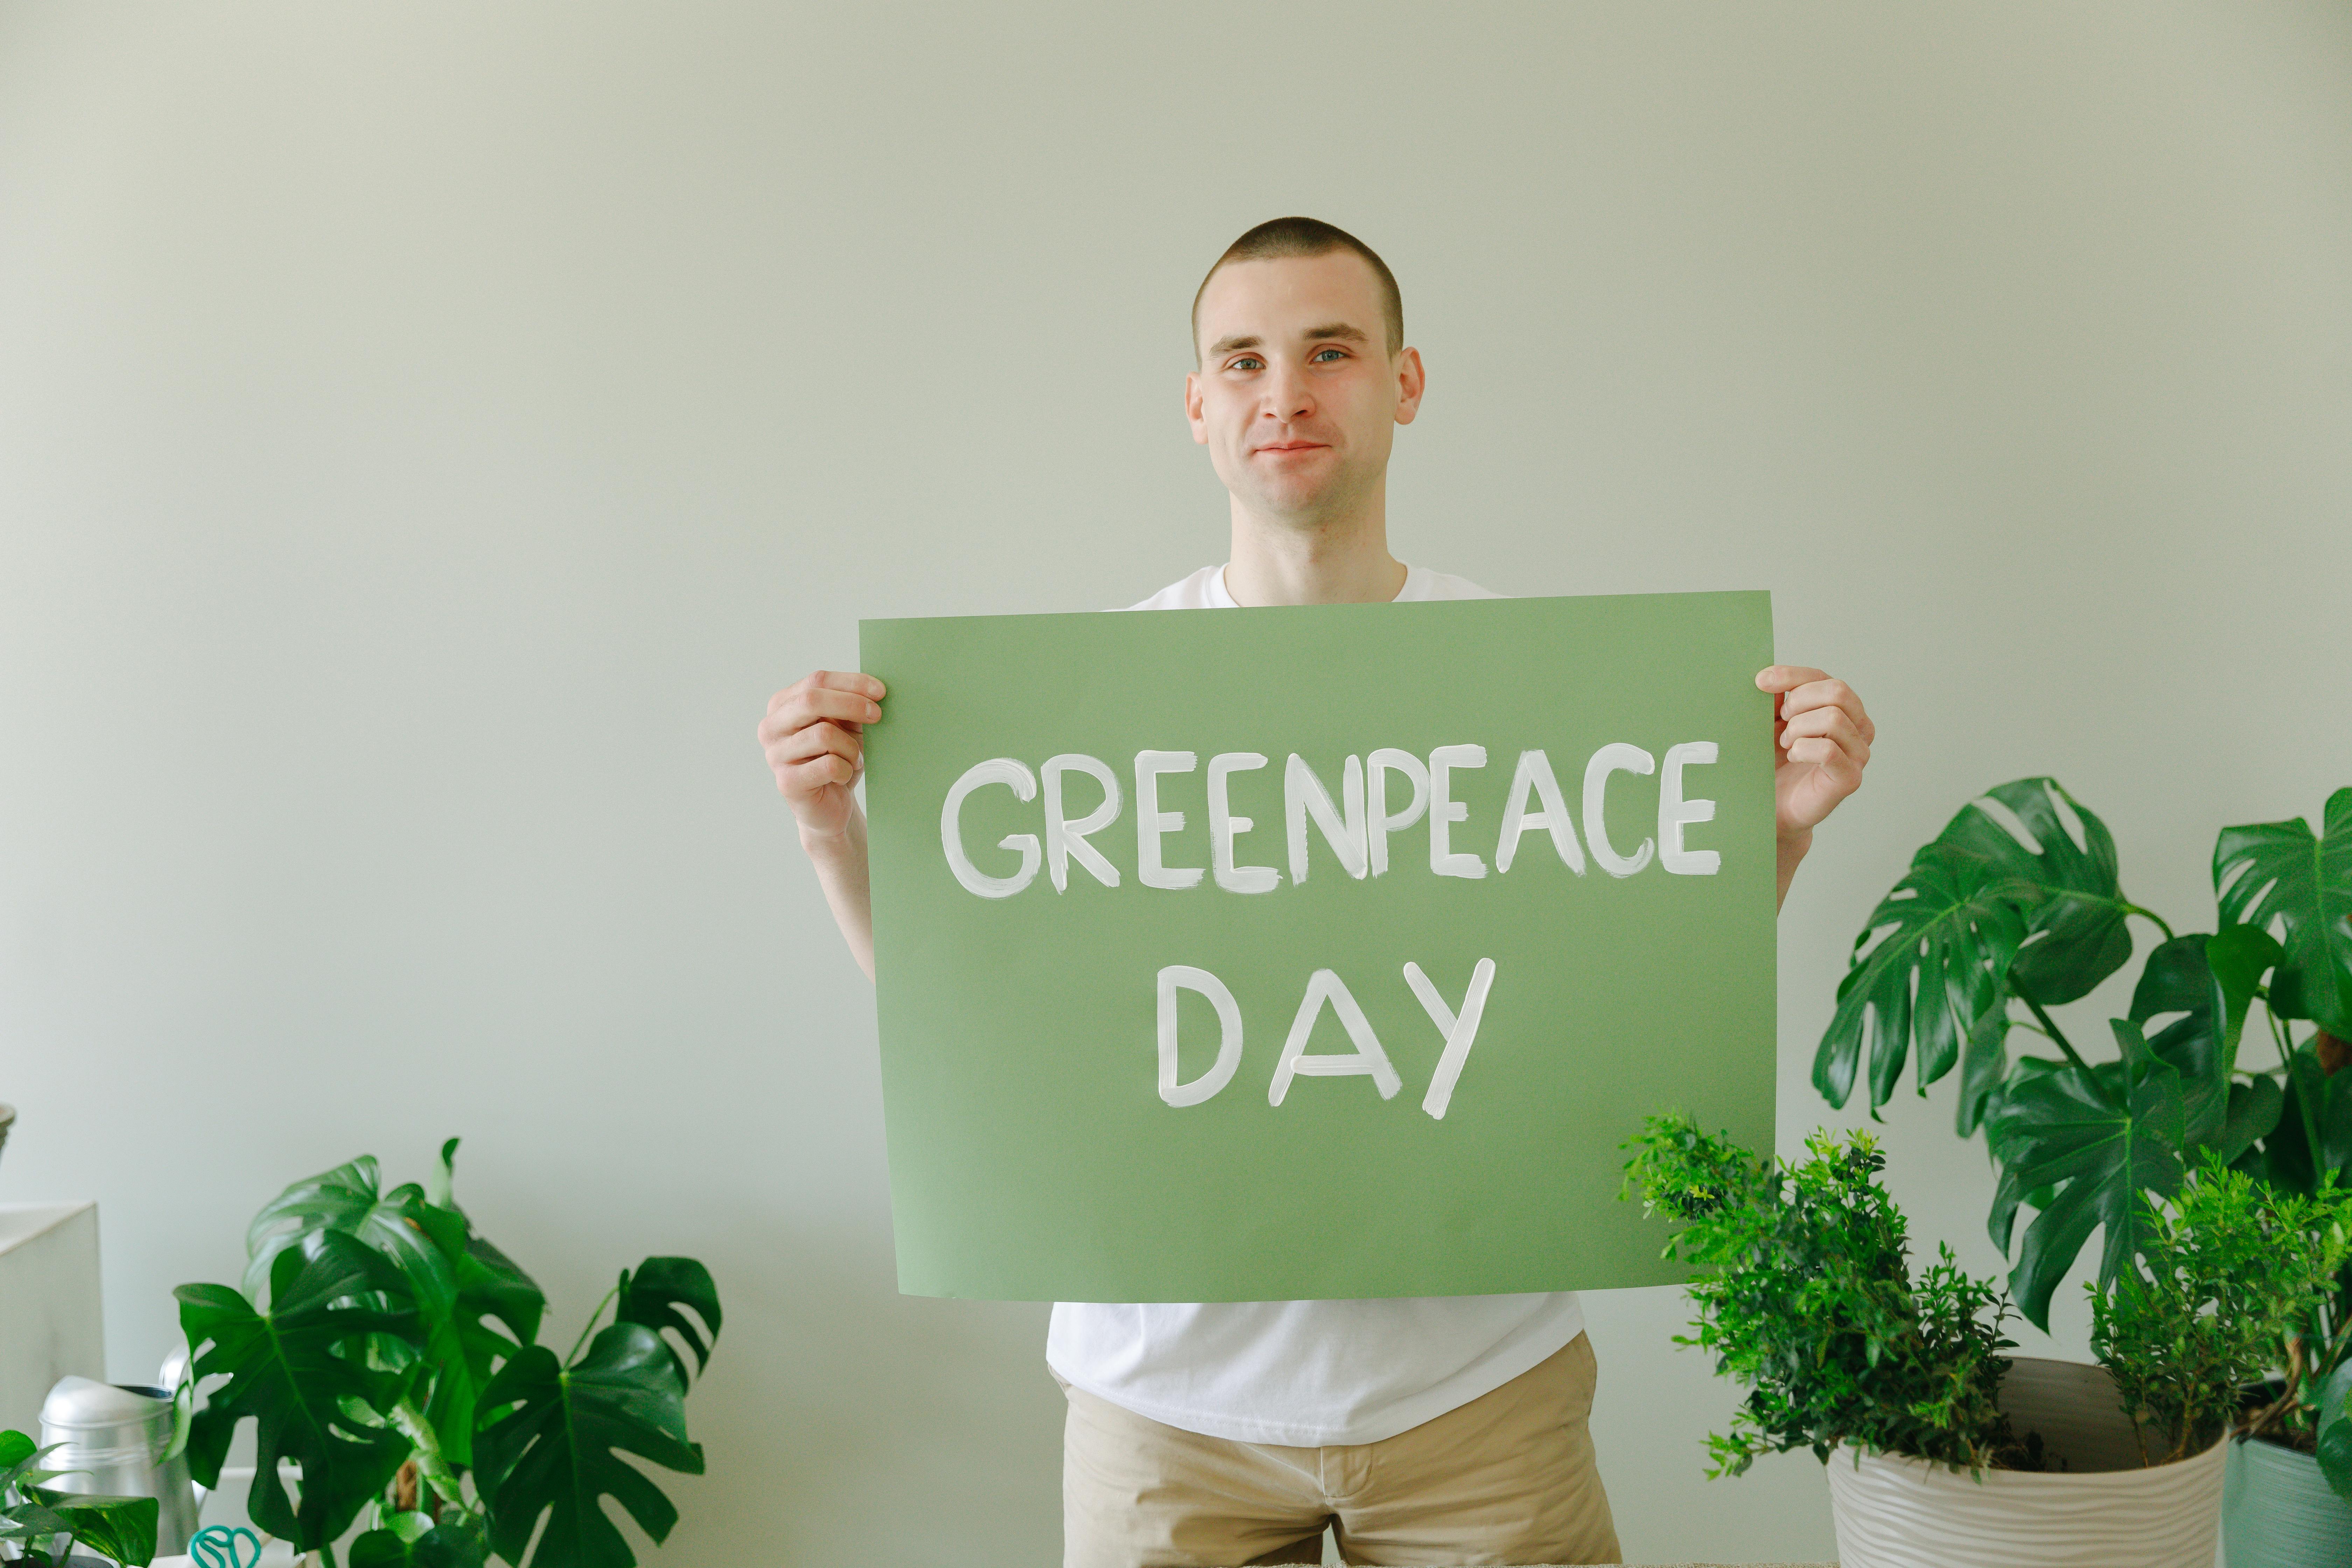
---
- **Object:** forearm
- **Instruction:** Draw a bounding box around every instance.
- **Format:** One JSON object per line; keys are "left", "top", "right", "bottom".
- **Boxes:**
{"left": 802, "top": 806, "right": 877, "bottom": 980}
{"left": 1776, "top": 828, "right": 1812, "bottom": 913}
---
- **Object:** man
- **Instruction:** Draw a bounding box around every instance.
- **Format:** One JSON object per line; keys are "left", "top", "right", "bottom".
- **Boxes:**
{"left": 760, "top": 217, "right": 1875, "bottom": 1566}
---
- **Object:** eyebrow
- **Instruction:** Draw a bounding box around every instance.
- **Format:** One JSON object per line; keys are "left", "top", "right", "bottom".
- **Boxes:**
{"left": 1208, "top": 322, "right": 1371, "bottom": 358}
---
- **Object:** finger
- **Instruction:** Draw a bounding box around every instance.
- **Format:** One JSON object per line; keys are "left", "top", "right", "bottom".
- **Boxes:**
{"left": 769, "top": 685, "right": 883, "bottom": 736}
{"left": 771, "top": 720, "right": 863, "bottom": 769}
{"left": 1777, "top": 706, "right": 1871, "bottom": 766}
{"left": 1784, "top": 736, "right": 1864, "bottom": 786}
{"left": 804, "top": 669, "right": 887, "bottom": 702}
{"left": 1777, "top": 677, "right": 1875, "bottom": 743}
{"left": 759, "top": 708, "right": 857, "bottom": 748}
{"left": 783, "top": 752, "right": 860, "bottom": 796}
{"left": 1755, "top": 665, "right": 1829, "bottom": 695}
{"left": 1778, "top": 719, "right": 1872, "bottom": 776}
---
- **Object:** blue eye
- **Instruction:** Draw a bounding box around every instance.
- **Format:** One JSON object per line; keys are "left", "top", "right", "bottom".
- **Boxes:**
{"left": 1312, "top": 347, "right": 1346, "bottom": 361}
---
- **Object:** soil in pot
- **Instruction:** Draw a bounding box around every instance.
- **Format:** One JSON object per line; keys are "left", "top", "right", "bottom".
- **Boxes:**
{"left": 1825, "top": 1357, "right": 2227, "bottom": 1568}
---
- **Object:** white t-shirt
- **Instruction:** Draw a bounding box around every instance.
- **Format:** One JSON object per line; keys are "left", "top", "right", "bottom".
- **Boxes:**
{"left": 1042, "top": 561, "right": 1587, "bottom": 1447}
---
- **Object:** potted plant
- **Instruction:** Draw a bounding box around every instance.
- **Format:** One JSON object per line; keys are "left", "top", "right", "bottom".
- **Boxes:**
{"left": 173, "top": 1140, "right": 720, "bottom": 1568}
{"left": 0, "top": 1430, "right": 157, "bottom": 1567}
{"left": 1623, "top": 1112, "right": 2351, "bottom": 1568}
{"left": 1812, "top": 779, "right": 2352, "bottom": 1561}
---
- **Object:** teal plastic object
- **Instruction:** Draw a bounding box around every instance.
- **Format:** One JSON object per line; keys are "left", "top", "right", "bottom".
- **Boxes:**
{"left": 2224, "top": 1435, "right": 2352, "bottom": 1567}
{"left": 188, "top": 1525, "right": 262, "bottom": 1568}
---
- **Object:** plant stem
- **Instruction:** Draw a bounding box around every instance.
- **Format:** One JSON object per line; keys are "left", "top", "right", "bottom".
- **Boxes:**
{"left": 2119, "top": 902, "right": 2177, "bottom": 941}
{"left": 391, "top": 1399, "right": 473, "bottom": 1521}
{"left": 567, "top": 1280, "right": 622, "bottom": 1365}
{"left": 2012, "top": 981, "right": 2095, "bottom": 1078}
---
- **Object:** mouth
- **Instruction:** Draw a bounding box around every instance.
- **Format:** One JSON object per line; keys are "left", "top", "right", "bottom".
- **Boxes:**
{"left": 1255, "top": 442, "right": 1328, "bottom": 455}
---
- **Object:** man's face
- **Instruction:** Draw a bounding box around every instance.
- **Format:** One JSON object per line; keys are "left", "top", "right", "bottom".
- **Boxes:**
{"left": 1186, "top": 251, "right": 1424, "bottom": 526}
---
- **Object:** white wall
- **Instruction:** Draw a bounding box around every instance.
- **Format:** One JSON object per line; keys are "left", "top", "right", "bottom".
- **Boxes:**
{"left": 2, "top": 3, "right": 2347, "bottom": 1562}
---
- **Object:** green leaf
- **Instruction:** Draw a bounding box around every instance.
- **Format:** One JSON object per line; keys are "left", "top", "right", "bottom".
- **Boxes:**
{"left": 2130, "top": 928, "right": 2281, "bottom": 1082}
{"left": 1954, "top": 990, "right": 2019, "bottom": 1136}
{"left": 1985, "top": 1021, "right": 2191, "bottom": 1331}
{"left": 2214, "top": 787, "right": 2352, "bottom": 1037}
{"left": 244, "top": 1156, "right": 427, "bottom": 1306}
{"left": 1815, "top": 839, "right": 2031, "bottom": 1113}
{"left": 2310, "top": 1368, "right": 2352, "bottom": 1516}
{"left": 239, "top": 1151, "right": 543, "bottom": 1469}
{"left": 176, "top": 1230, "right": 416, "bottom": 1552}
{"left": 34, "top": 1492, "right": 159, "bottom": 1566}
{"left": 0, "top": 1501, "right": 87, "bottom": 1554}
{"left": 2124, "top": 929, "right": 2282, "bottom": 1152}
{"left": 350, "top": 1511, "right": 486, "bottom": 1568}
{"left": 1943, "top": 778, "right": 2138, "bottom": 1006}
{"left": 2279, "top": 1037, "right": 2352, "bottom": 1189}
{"left": 0, "top": 1430, "right": 33, "bottom": 1473}
{"left": 475, "top": 1325, "right": 706, "bottom": 1568}
{"left": 2321, "top": 1416, "right": 2352, "bottom": 1504}
{"left": 2219, "top": 1076, "right": 2286, "bottom": 1165}
{"left": 615, "top": 1258, "right": 722, "bottom": 1382}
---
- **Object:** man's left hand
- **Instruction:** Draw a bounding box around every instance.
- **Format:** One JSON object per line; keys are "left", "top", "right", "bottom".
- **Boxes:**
{"left": 1754, "top": 666, "right": 1874, "bottom": 897}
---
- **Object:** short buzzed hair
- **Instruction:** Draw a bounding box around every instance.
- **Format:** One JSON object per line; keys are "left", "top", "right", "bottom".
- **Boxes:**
{"left": 1191, "top": 216, "right": 1404, "bottom": 366}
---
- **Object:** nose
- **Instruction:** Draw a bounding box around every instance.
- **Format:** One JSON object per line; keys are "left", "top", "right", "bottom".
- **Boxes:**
{"left": 1261, "top": 357, "right": 1315, "bottom": 423}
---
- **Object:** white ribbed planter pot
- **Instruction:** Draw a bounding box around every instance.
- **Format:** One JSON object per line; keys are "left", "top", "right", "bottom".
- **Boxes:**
{"left": 1822, "top": 1357, "right": 2226, "bottom": 1568}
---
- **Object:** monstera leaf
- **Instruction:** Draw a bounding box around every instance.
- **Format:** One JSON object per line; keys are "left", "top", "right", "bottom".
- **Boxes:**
{"left": 1944, "top": 779, "right": 2141, "bottom": 1006}
{"left": 2123, "top": 927, "right": 2286, "bottom": 1162}
{"left": 239, "top": 1144, "right": 544, "bottom": 1466}
{"left": 2215, "top": 787, "right": 2352, "bottom": 1037}
{"left": 349, "top": 1510, "right": 488, "bottom": 1568}
{"left": 1815, "top": 839, "right": 2032, "bottom": 1116}
{"left": 474, "top": 1325, "right": 705, "bottom": 1568}
{"left": 177, "top": 1230, "right": 416, "bottom": 1551}
{"left": 1819, "top": 779, "right": 2147, "bottom": 1119}
{"left": 615, "top": 1258, "right": 723, "bottom": 1384}
{"left": 1985, "top": 1020, "right": 2191, "bottom": 1331}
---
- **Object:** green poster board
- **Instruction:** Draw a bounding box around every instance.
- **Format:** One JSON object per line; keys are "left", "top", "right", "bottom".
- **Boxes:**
{"left": 860, "top": 590, "right": 1776, "bottom": 1303}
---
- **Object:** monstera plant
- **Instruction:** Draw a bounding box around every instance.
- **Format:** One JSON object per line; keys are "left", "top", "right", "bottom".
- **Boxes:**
{"left": 175, "top": 1141, "right": 720, "bottom": 1568}
{"left": 1816, "top": 781, "right": 2351, "bottom": 1488}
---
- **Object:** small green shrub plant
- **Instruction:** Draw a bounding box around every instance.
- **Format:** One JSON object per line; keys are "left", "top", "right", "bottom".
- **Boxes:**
{"left": 1625, "top": 1113, "right": 2352, "bottom": 1474}
{"left": 175, "top": 1140, "right": 720, "bottom": 1568}
{"left": 2093, "top": 1161, "right": 2352, "bottom": 1464}
{"left": 1624, "top": 1115, "right": 2018, "bottom": 1475}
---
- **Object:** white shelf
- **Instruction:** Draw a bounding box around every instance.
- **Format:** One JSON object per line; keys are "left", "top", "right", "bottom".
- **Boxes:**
{"left": 0, "top": 1201, "right": 104, "bottom": 1441}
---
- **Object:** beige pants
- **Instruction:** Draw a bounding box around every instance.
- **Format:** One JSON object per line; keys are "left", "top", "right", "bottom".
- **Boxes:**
{"left": 1058, "top": 1332, "right": 1622, "bottom": 1567}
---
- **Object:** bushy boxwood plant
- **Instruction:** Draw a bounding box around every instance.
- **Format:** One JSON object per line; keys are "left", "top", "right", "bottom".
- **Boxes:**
{"left": 1627, "top": 1114, "right": 2352, "bottom": 1474}
{"left": 175, "top": 1140, "right": 720, "bottom": 1568}
{"left": 1622, "top": 1114, "right": 2018, "bottom": 1475}
{"left": 2093, "top": 1160, "right": 2352, "bottom": 1464}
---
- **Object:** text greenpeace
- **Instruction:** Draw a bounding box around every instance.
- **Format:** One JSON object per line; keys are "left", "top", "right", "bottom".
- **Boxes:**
{"left": 937, "top": 739, "right": 1721, "bottom": 1118}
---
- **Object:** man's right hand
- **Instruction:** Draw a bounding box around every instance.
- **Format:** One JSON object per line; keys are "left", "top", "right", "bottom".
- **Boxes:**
{"left": 758, "top": 670, "right": 886, "bottom": 842}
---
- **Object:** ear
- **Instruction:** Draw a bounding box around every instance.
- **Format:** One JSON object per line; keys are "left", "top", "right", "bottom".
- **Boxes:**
{"left": 1184, "top": 371, "right": 1209, "bottom": 444}
{"left": 1393, "top": 346, "right": 1427, "bottom": 426}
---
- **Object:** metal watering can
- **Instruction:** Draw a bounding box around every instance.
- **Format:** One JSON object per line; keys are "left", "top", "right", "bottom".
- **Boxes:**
{"left": 37, "top": 1355, "right": 205, "bottom": 1558}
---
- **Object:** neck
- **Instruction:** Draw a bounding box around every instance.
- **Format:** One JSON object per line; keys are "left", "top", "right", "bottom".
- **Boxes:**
{"left": 1222, "top": 479, "right": 1406, "bottom": 608}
